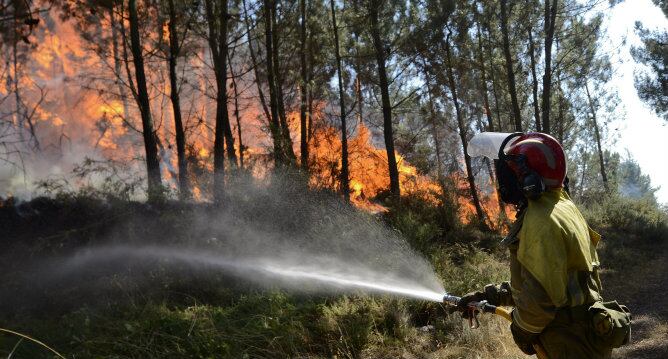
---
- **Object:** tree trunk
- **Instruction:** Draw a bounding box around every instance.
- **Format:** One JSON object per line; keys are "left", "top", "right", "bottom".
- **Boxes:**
{"left": 167, "top": 0, "right": 190, "bottom": 200}
{"left": 557, "top": 92, "right": 565, "bottom": 144}
{"left": 355, "top": 77, "right": 363, "bottom": 124}
{"left": 242, "top": 0, "right": 272, "bottom": 124}
{"left": 308, "top": 85, "right": 314, "bottom": 142}
{"left": 307, "top": 21, "right": 316, "bottom": 143}
{"left": 585, "top": 82, "right": 609, "bottom": 192}
{"left": 475, "top": 20, "right": 494, "bottom": 132}
{"left": 109, "top": 6, "right": 132, "bottom": 131}
{"left": 12, "top": 33, "right": 25, "bottom": 144}
{"left": 528, "top": 25, "right": 542, "bottom": 132}
{"left": 444, "top": 35, "right": 486, "bottom": 223}
{"left": 541, "top": 0, "right": 558, "bottom": 134}
{"left": 369, "top": 1, "right": 400, "bottom": 198}
{"left": 330, "top": 0, "right": 350, "bottom": 202}
{"left": 353, "top": 1, "right": 364, "bottom": 126}
{"left": 299, "top": 0, "right": 309, "bottom": 170}
{"left": 270, "top": 2, "right": 296, "bottom": 161}
{"left": 422, "top": 61, "right": 444, "bottom": 186}
{"left": 263, "top": 0, "right": 289, "bottom": 165}
{"left": 556, "top": 39, "right": 565, "bottom": 143}
{"left": 128, "top": 0, "right": 162, "bottom": 200}
{"left": 228, "top": 52, "right": 245, "bottom": 169}
{"left": 204, "top": 0, "right": 234, "bottom": 202}
{"left": 222, "top": 1, "right": 236, "bottom": 161}
{"left": 476, "top": 20, "right": 507, "bottom": 221}
{"left": 484, "top": 24, "right": 503, "bottom": 131}
{"left": 500, "top": 0, "right": 523, "bottom": 132}
{"left": 119, "top": 3, "right": 138, "bottom": 100}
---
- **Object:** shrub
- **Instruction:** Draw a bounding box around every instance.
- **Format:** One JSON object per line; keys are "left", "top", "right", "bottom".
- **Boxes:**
{"left": 582, "top": 194, "right": 668, "bottom": 242}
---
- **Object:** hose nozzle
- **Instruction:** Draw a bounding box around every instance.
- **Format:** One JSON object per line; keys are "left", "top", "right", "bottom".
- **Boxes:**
{"left": 442, "top": 293, "right": 461, "bottom": 306}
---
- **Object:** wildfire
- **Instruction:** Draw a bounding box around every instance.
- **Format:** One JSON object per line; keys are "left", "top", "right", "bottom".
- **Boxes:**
{"left": 305, "top": 120, "right": 502, "bottom": 224}
{"left": 1, "top": 8, "right": 506, "bottom": 229}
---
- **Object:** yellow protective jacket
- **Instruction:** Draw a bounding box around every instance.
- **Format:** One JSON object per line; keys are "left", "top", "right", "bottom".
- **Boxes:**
{"left": 498, "top": 189, "right": 603, "bottom": 334}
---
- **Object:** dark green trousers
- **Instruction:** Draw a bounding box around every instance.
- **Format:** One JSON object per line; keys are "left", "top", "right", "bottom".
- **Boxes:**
{"left": 539, "top": 310, "right": 612, "bottom": 359}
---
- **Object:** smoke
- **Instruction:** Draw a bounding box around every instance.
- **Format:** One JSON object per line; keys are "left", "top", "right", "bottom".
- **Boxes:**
{"left": 0, "top": 9, "right": 446, "bottom": 303}
{"left": 4, "top": 173, "right": 445, "bottom": 312}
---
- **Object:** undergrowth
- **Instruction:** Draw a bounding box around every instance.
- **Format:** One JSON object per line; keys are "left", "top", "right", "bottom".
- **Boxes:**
{"left": 0, "top": 189, "right": 665, "bottom": 358}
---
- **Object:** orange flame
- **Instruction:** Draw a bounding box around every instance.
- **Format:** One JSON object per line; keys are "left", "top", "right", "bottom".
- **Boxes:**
{"left": 4, "top": 10, "right": 508, "bottom": 229}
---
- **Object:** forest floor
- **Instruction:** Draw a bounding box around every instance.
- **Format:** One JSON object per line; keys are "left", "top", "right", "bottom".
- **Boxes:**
{"left": 607, "top": 237, "right": 668, "bottom": 359}
{"left": 0, "top": 193, "right": 666, "bottom": 358}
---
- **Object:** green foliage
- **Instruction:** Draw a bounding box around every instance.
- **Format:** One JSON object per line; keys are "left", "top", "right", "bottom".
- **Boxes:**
{"left": 384, "top": 190, "right": 462, "bottom": 252}
{"left": 4, "top": 174, "right": 668, "bottom": 358}
{"left": 583, "top": 194, "right": 668, "bottom": 242}
{"left": 631, "top": 16, "right": 668, "bottom": 122}
{"left": 614, "top": 155, "right": 658, "bottom": 200}
{"left": 431, "top": 246, "right": 509, "bottom": 296}
{"left": 35, "top": 157, "right": 148, "bottom": 202}
{"left": 393, "top": 209, "right": 443, "bottom": 252}
{"left": 1, "top": 293, "right": 427, "bottom": 359}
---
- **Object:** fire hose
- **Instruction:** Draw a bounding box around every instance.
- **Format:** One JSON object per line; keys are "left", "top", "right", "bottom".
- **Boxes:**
{"left": 442, "top": 294, "right": 549, "bottom": 359}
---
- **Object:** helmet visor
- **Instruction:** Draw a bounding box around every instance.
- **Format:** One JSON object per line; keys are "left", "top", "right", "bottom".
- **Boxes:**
{"left": 467, "top": 132, "right": 520, "bottom": 159}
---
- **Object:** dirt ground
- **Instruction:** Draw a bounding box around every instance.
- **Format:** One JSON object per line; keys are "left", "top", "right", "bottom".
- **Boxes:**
{"left": 608, "top": 240, "right": 668, "bottom": 359}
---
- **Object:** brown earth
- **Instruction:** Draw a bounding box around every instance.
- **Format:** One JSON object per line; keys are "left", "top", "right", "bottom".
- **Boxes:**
{"left": 607, "top": 240, "right": 668, "bottom": 359}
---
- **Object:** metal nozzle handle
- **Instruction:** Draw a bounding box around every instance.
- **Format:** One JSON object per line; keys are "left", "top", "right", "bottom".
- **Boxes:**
{"left": 442, "top": 294, "right": 461, "bottom": 306}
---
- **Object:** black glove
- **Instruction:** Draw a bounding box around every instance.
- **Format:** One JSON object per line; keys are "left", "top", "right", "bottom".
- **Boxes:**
{"left": 456, "top": 290, "right": 487, "bottom": 318}
{"left": 457, "top": 283, "right": 508, "bottom": 318}
{"left": 510, "top": 319, "right": 539, "bottom": 355}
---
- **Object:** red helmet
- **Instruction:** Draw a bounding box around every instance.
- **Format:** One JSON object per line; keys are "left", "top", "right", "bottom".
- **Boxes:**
{"left": 505, "top": 132, "right": 566, "bottom": 189}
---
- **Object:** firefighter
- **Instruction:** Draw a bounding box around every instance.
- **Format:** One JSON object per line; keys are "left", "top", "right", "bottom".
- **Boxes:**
{"left": 459, "top": 132, "right": 630, "bottom": 359}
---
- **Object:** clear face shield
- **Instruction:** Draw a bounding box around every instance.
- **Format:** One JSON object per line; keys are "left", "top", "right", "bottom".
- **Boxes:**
{"left": 467, "top": 132, "right": 526, "bottom": 206}
{"left": 466, "top": 132, "right": 519, "bottom": 160}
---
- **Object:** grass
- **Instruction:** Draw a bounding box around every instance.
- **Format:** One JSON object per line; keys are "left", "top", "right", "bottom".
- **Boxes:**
{"left": 0, "top": 191, "right": 665, "bottom": 358}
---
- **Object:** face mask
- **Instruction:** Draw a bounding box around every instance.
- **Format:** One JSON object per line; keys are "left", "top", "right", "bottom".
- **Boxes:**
{"left": 496, "top": 133, "right": 530, "bottom": 206}
{"left": 495, "top": 157, "right": 526, "bottom": 206}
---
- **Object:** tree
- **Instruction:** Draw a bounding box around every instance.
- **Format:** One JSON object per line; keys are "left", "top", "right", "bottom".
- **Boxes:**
{"left": 616, "top": 155, "right": 657, "bottom": 201}
{"left": 329, "top": 0, "right": 350, "bottom": 201}
{"left": 269, "top": 0, "right": 296, "bottom": 163}
{"left": 203, "top": 0, "right": 234, "bottom": 202}
{"left": 300, "top": 0, "right": 309, "bottom": 170}
{"left": 262, "top": 0, "right": 294, "bottom": 165}
{"left": 166, "top": 0, "right": 190, "bottom": 200}
{"left": 129, "top": 0, "right": 163, "bottom": 200}
{"left": 228, "top": 51, "right": 246, "bottom": 169}
{"left": 444, "top": 29, "right": 487, "bottom": 223}
{"left": 242, "top": 0, "right": 272, "bottom": 126}
{"left": 631, "top": 0, "right": 668, "bottom": 121}
{"left": 584, "top": 82, "right": 609, "bottom": 192}
{"left": 559, "top": 9, "right": 613, "bottom": 194}
{"left": 541, "top": 0, "right": 558, "bottom": 134}
{"left": 527, "top": 17, "right": 542, "bottom": 131}
{"left": 499, "top": 0, "right": 523, "bottom": 132}
{"left": 0, "top": 0, "right": 42, "bottom": 158}
{"left": 368, "top": 0, "right": 400, "bottom": 198}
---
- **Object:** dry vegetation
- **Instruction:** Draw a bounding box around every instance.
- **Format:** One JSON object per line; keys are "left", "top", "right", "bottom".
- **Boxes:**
{"left": 0, "top": 190, "right": 666, "bottom": 358}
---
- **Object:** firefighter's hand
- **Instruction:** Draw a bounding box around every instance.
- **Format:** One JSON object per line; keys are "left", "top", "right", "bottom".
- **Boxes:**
{"left": 510, "top": 320, "right": 539, "bottom": 355}
{"left": 456, "top": 290, "right": 486, "bottom": 319}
